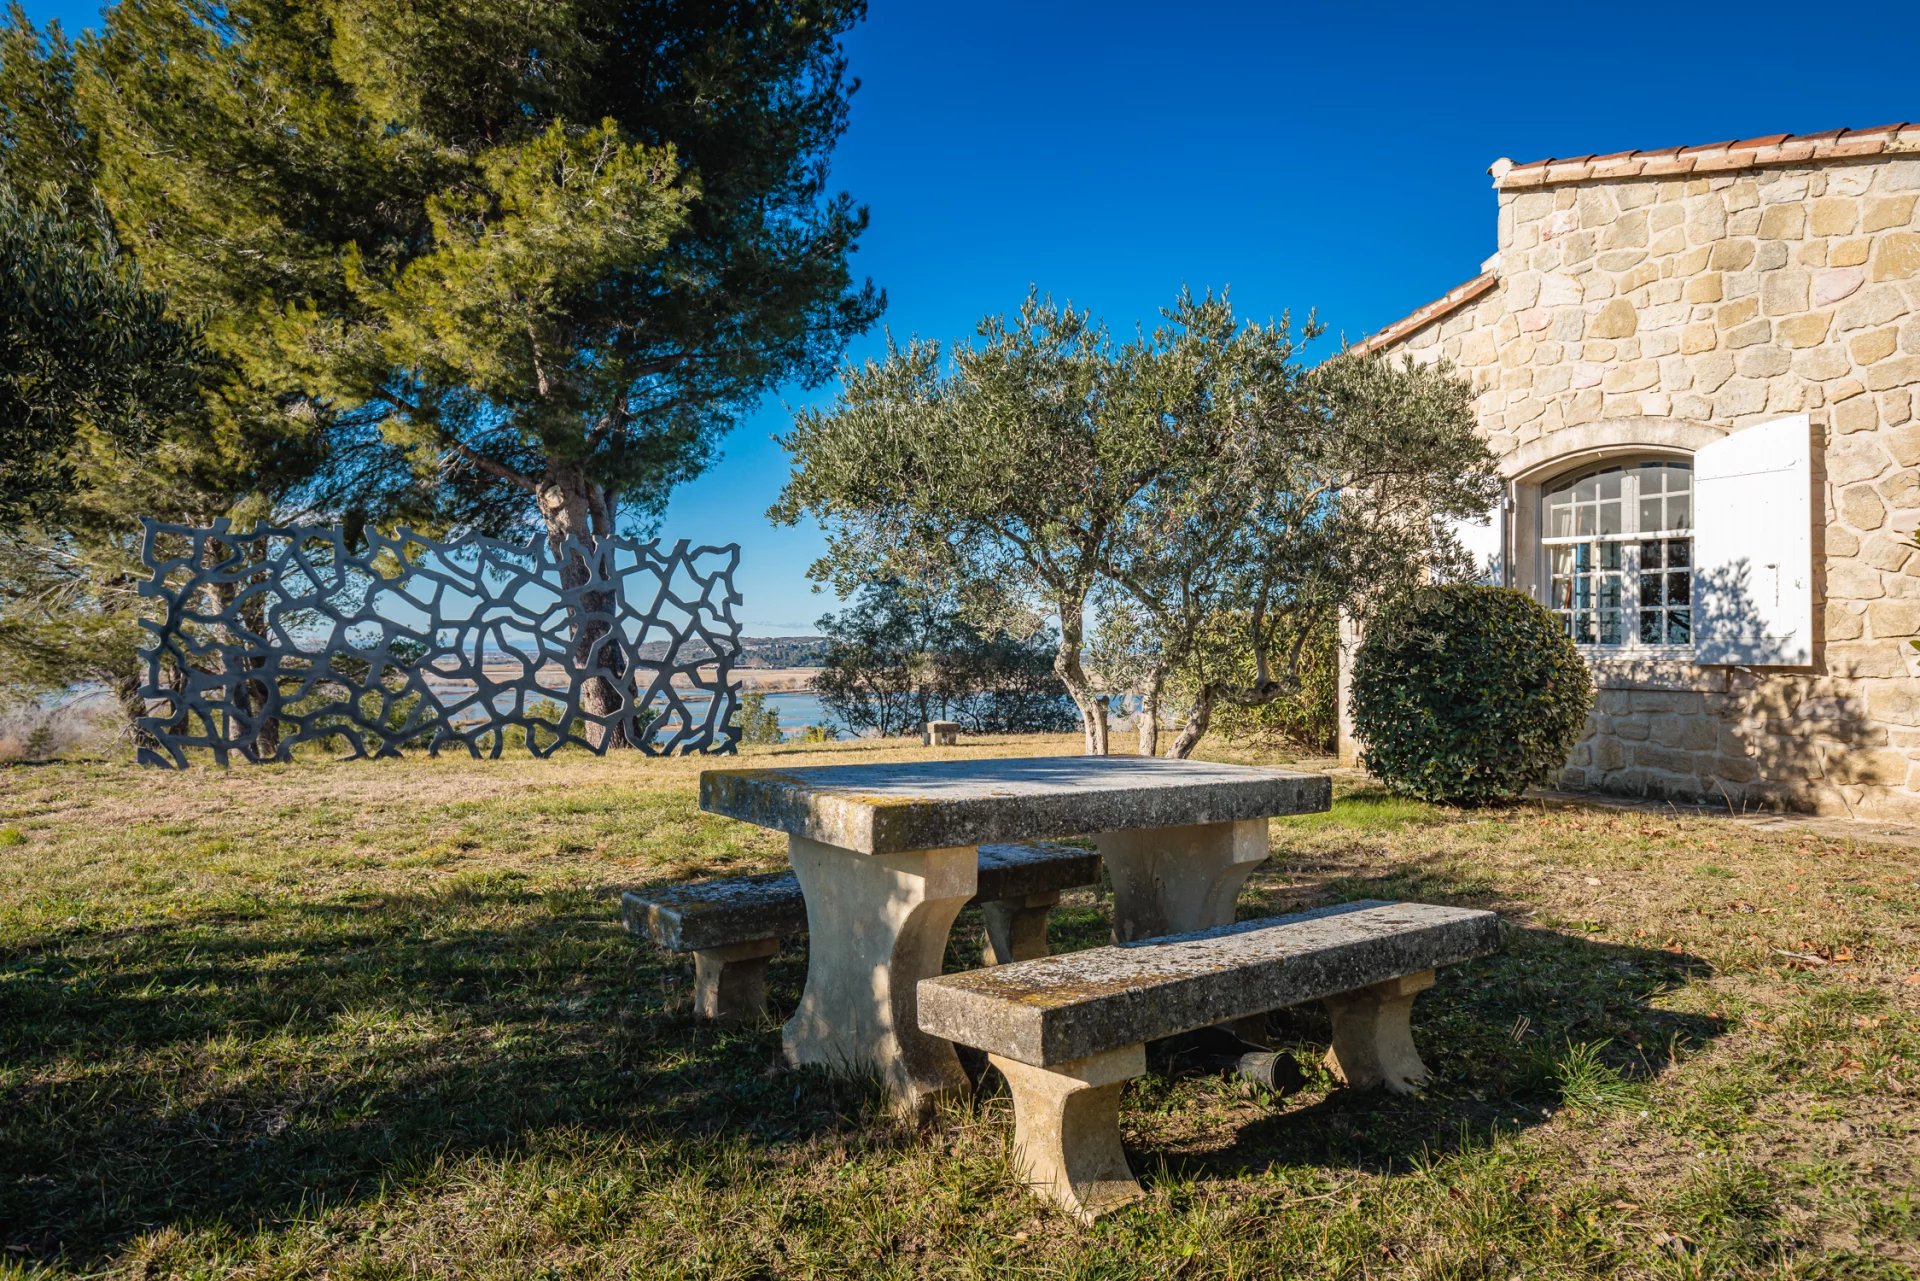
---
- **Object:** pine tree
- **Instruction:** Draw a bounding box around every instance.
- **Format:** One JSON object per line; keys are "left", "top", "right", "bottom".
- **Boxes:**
{"left": 79, "top": 0, "right": 881, "bottom": 744}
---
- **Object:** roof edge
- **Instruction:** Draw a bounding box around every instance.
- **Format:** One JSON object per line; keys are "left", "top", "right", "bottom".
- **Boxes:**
{"left": 1493, "top": 122, "right": 1920, "bottom": 190}
{"left": 1351, "top": 272, "right": 1497, "bottom": 357}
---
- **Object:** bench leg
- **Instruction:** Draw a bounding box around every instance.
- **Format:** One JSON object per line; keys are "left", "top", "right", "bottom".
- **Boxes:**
{"left": 989, "top": 1045, "right": 1147, "bottom": 1223}
{"left": 783, "top": 837, "right": 977, "bottom": 1114}
{"left": 1322, "top": 969, "right": 1436, "bottom": 1094}
{"left": 1097, "top": 818, "right": 1269, "bottom": 943}
{"left": 692, "top": 938, "right": 780, "bottom": 1025}
{"left": 980, "top": 891, "right": 1060, "bottom": 965}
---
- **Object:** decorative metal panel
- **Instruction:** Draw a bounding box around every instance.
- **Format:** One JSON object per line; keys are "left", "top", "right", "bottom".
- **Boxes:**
{"left": 135, "top": 518, "right": 742, "bottom": 767}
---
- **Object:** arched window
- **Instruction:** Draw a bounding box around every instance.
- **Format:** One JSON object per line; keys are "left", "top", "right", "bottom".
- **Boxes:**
{"left": 1542, "top": 459, "right": 1693, "bottom": 650}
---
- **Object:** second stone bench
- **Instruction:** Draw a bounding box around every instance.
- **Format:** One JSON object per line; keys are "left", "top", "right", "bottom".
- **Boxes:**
{"left": 918, "top": 899, "right": 1502, "bottom": 1221}
{"left": 622, "top": 840, "right": 1103, "bottom": 1024}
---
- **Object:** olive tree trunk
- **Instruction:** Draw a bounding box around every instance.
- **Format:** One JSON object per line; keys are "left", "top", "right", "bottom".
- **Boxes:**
{"left": 1165, "top": 686, "right": 1213, "bottom": 760}
{"left": 1135, "top": 665, "right": 1164, "bottom": 757}
{"left": 1053, "top": 606, "right": 1109, "bottom": 755}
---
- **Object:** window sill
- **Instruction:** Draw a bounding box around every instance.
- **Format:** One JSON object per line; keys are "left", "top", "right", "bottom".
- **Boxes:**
{"left": 1581, "top": 651, "right": 1727, "bottom": 692}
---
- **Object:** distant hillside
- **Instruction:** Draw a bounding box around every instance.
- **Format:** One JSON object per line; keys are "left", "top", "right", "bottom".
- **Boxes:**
{"left": 626, "top": 634, "right": 827, "bottom": 668}
{"left": 734, "top": 635, "right": 829, "bottom": 668}
{"left": 474, "top": 635, "right": 827, "bottom": 668}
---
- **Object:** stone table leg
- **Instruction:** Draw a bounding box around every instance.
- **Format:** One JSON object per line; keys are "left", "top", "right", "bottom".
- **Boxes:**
{"left": 980, "top": 890, "right": 1060, "bottom": 965}
{"left": 783, "top": 835, "right": 978, "bottom": 1112}
{"left": 692, "top": 937, "right": 780, "bottom": 1025}
{"left": 1096, "top": 817, "right": 1270, "bottom": 943}
{"left": 1323, "top": 969, "right": 1436, "bottom": 1094}
{"left": 989, "top": 1045, "right": 1147, "bottom": 1223}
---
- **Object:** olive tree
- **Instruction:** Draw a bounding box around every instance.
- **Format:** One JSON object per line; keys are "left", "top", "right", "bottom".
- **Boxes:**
{"left": 775, "top": 294, "right": 1197, "bottom": 754}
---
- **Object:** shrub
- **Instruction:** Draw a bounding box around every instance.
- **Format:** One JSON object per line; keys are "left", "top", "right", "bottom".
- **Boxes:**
{"left": 1350, "top": 585, "right": 1591, "bottom": 804}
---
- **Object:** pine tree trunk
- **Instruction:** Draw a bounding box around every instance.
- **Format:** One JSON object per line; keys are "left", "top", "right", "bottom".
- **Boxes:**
{"left": 240, "top": 590, "right": 280, "bottom": 759}
{"left": 203, "top": 562, "right": 278, "bottom": 762}
{"left": 1053, "top": 604, "right": 1108, "bottom": 755}
{"left": 537, "top": 466, "right": 632, "bottom": 750}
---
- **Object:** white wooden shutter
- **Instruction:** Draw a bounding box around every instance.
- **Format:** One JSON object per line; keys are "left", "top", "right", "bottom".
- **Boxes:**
{"left": 1693, "top": 414, "right": 1813, "bottom": 666}
{"left": 1447, "top": 494, "right": 1506, "bottom": 586}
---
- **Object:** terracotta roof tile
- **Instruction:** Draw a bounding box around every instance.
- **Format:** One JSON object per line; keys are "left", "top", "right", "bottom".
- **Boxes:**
{"left": 1492, "top": 124, "right": 1919, "bottom": 189}
{"left": 1350, "top": 272, "right": 1498, "bottom": 358}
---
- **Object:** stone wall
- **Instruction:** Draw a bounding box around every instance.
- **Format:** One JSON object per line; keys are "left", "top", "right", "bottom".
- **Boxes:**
{"left": 1372, "top": 150, "right": 1920, "bottom": 821}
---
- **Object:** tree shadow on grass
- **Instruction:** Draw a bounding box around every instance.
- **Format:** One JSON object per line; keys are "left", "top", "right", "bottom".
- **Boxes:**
{"left": 0, "top": 888, "right": 883, "bottom": 1268}
{"left": 1, "top": 839, "right": 1730, "bottom": 1265}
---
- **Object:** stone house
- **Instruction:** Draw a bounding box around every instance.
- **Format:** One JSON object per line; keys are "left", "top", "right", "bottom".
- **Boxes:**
{"left": 1338, "top": 123, "right": 1920, "bottom": 821}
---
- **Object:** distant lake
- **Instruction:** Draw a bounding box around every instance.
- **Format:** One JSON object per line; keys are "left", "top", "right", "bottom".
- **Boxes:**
{"left": 755, "top": 690, "right": 846, "bottom": 739}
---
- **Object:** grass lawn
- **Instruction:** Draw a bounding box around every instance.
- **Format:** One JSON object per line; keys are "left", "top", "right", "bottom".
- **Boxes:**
{"left": 1, "top": 735, "right": 1916, "bottom": 1279}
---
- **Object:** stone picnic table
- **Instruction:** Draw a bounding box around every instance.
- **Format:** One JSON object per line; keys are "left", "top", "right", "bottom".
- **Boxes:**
{"left": 699, "top": 755, "right": 1331, "bottom": 1109}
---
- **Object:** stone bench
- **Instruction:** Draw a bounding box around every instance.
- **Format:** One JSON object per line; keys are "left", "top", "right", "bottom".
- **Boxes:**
{"left": 917, "top": 899, "right": 1501, "bottom": 1221}
{"left": 622, "top": 841, "right": 1103, "bottom": 1025}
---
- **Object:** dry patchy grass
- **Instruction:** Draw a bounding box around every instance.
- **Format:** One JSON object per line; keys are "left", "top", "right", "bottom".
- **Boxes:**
{"left": 0, "top": 737, "right": 1915, "bottom": 1279}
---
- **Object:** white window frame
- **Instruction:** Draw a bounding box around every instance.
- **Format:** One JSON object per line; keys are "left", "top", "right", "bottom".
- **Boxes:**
{"left": 1538, "top": 458, "right": 1696, "bottom": 658}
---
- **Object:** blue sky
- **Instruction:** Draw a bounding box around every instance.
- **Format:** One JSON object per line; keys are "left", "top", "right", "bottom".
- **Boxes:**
{"left": 24, "top": 0, "right": 1920, "bottom": 632}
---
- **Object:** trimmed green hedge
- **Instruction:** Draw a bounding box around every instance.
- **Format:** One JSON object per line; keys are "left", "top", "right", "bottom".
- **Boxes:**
{"left": 1351, "top": 585, "right": 1592, "bottom": 805}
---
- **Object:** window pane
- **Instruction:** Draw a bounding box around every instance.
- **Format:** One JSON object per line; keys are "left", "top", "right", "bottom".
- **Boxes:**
{"left": 1599, "top": 471, "right": 1622, "bottom": 500}
{"left": 1639, "top": 611, "right": 1663, "bottom": 644}
{"left": 1667, "top": 571, "right": 1690, "bottom": 606}
{"left": 1600, "top": 542, "right": 1623, "bottom": 570}
{"left": 1668, "top": 610, "right": 1691, "bottom": 645}
{"left": 1599, "top": 578, "right": 1622, "bottom": 609}
{"left": 1550, "top": 505, "right": 1572, "bottom": 538}
{"left": 1639, "top": 574, "right": 1662, "bottom": 608}
{"left": 1640, "top": 539, "right": 1664, "bottom": 570}
{"left": 1639, "top": 496, "right": 1663, "bottom": 530}
{"left": 1577, "top": 506, "right": 1594, "bottom": 536}
{"left": 1598, "top": 612, "right": 1622, "bottom": 645}
{"left": 1597, "top": 497, "right": 1622, "bottom": 535}
{"left": 1667, "top": 538, "right": 1690, "bottom": 568}
{"left": 1667, "top": 493, "right": 1691, "bottom": 530}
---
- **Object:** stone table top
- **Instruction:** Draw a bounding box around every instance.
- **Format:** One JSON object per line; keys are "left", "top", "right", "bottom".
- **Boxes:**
{"left": 699, "top": 755, "right": 1331, "bottom": 855}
